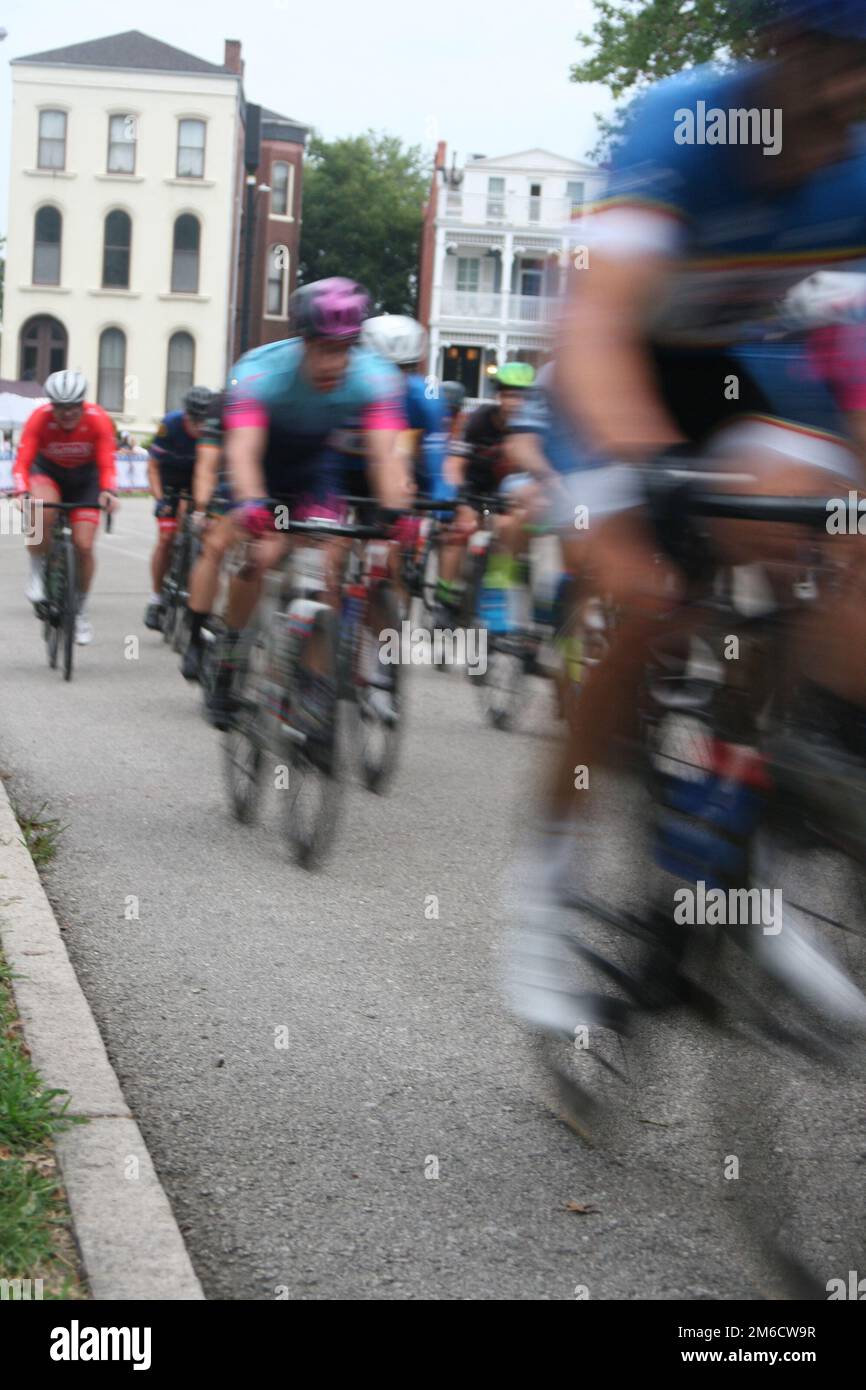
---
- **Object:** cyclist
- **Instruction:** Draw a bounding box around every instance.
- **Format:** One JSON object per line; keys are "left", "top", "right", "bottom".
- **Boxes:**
{"left": 13, "top": 369, "right": 117, "bottom": 645}
{"left": 144, "top": 386, "right": 214, "bottom": 630}
{"left": 505, "top": 0, "right": 866, "bottom": 1036}
{"left": 180, "top": 277, "right": 410, "bottom": 726}
{"left": 436, "top": 361, "right": 536, "bottom": 623}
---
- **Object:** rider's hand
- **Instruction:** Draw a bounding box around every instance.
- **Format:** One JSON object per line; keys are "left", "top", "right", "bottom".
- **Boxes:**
{"left": 238, "top": 500, "right": 272, "bottom": 538}
{"left": 100, "top": 490, "right": 118, "bottom": 515}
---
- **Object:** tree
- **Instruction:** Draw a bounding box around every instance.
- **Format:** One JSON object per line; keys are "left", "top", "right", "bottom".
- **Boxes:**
{"left": 298, "top": 132, "right": 429, "bottom": 314}
{"left": 571, "top": 0, "right": 763, "bottom": 158}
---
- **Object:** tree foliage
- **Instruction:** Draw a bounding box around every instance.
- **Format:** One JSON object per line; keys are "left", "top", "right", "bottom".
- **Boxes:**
{"left": 571, "top": 0, "right": 763, "bottom": 158}
{"left": 298, "top": 132, "right": 429, "bottom": 315}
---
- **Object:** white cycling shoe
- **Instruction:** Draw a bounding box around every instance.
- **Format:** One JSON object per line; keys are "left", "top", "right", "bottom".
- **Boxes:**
{"left": 75, "top": 615, "right": 93, "bottom": 645}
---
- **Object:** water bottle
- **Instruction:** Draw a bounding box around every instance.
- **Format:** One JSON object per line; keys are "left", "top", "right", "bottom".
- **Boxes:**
{"left": 654, "top": 742, "right": 769, "bottom": 888}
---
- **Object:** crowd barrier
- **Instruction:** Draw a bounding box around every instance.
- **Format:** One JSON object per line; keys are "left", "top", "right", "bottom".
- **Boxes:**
{"left": 0, "top": 449, "right": 151, "bottom": 492}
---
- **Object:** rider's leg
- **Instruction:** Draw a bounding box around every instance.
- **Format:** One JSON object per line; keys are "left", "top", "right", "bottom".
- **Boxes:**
{"left": 70, "top": 516, "right": 98, "bottom": 604}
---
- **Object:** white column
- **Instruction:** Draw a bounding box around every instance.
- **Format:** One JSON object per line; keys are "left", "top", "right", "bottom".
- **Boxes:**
{"left": 430, "top": 224, "right": 446, "bottom": 328}
{"left": 500, "top": 230, "right": 514, "bottom": 328}
{"left": 428, "top": 325, "right": 441, "bottom": 381}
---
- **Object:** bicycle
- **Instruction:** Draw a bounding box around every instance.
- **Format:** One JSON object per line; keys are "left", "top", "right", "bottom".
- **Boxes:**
{"left": 31, "top": 500, "right": 110, "bottom": 682}
{"left": 527, "top": 473, "right": 866, "bottom": 1297}
{"left": 159, "top": 492, "right": 199, "bottom": 653}
{"left": 223, "top": 512, "right": 389, "bottom": 866}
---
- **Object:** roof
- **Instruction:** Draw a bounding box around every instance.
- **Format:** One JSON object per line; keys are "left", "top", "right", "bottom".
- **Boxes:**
{"left": 261, "top": 106, "right": 307, "bottom": 127}
{"left": 13, "top": 30, "right": 231, "bottom": 76}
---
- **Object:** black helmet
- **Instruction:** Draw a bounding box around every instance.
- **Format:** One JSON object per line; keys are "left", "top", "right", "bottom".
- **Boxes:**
{"left": 183, "top": 386, "right": 214, "bottom": 419}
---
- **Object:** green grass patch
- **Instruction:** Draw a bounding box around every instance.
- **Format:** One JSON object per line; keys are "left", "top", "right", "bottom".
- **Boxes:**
{"left": 0, "top": 941, "right": 86, "bottom": 1295}
{"left": 12, "top": 801, "right": 66, "bottom": 870}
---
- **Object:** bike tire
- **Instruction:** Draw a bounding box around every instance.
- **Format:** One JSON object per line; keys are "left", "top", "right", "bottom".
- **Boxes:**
{"left": 284, "top": 604, "right": 342, "bottom": 868}
{"left": 222, "top": 629, "right": 265, "bottom": 825}
{"left": 44, "top": 542, "right": 61, "bottom": 670}
{"left": 356, "top": 581, "right": 403, "bottom": 794}
{"left": 61, "top": 538, "right": 76, "bottom": 681}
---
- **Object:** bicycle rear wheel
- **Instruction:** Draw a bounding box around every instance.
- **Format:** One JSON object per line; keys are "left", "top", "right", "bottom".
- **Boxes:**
{"left": 356, "top": 581, "right": 404, "bottom": 794}
{"left": 222, "top": 630, "right": 265, "bottom": 824}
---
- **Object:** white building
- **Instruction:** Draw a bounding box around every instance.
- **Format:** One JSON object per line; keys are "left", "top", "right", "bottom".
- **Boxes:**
{"left": 0, "top": 30, "right": 246, "bottom": 439}
{"left": 421, "top": 149, "right": 606, "bottom": 402}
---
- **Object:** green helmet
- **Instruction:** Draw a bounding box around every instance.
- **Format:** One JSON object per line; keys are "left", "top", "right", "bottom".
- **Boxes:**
{"left": 496, "top": 362, "right": 536, "bottom": 390}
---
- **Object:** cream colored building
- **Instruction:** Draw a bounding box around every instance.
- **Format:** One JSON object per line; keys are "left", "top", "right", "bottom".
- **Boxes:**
{"left": 0, "top": 31, "right": 246, "bottom": 439}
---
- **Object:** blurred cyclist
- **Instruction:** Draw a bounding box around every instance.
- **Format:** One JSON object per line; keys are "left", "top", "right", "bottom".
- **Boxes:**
{"left": 506, "top": 0, "right": 866, "bottom": 1036}
{"left": 144, "top": 385, "right": 214, "bottom": 631}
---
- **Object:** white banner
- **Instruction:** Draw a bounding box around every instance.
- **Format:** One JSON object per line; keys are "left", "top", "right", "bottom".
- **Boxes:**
{"left": 0, "top": 448, "right": 151, "bottom": 492}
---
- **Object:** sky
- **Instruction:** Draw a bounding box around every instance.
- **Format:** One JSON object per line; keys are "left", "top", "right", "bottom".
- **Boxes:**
{"left": 0, "top": 0, "right": 615, "bottom": 240}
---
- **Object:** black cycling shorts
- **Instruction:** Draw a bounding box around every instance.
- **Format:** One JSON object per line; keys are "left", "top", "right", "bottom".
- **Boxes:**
{"left": 31, "top": 456, "right": 101, "bottom": 521}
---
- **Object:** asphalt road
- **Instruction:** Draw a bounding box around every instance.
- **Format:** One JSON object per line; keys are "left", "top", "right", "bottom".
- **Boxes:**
{"left": 0, "top": 497, "right": 859, "bottom": 1300}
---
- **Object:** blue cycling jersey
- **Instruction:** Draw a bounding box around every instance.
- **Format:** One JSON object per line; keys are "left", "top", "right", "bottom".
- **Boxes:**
{"left": 326, "top": 370, "right": 455, "bottom": 500}
{"left": 148, "top": 411, "right": 198, "bottom": 481}
{"left": 226, "top": 337, "right": 405, "bottom": 496}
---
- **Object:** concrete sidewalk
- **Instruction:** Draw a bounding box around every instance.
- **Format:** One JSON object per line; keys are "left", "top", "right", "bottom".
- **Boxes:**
{"left": 0, "top": 778, "right": 203, "bottom": 1300}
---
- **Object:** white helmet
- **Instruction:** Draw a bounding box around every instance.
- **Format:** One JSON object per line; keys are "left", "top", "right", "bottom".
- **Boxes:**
{"left": 781, "top": 271, "right": 866, "bottom": 329}
{"left": 361, "top": 314, "right": 427, "bottom": 366}
{"left": 44, "top": 369, "right": 87, "bottom": 405}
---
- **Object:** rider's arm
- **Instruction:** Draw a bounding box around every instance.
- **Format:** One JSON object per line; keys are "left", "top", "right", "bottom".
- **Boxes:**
{"left": 94, "top": 408, "right": 118, "bottom": 493}
{"left": 360, "top": 393, "right": 411, "bottom": 510}
{"left": 224, "top": 390, "right": 269, "bottom": 503}
{"left": 12, "top": 408, "right": 44, "bottom": 493}
{"left": 556, "top": 251, "right": 684, "bottom": 458}
{"left": 505, "top": 429, "right": 557, "bottom": 481}
{"left": 192, "top": 442, "right": 220, "bottom": 511}
{"left": 146, "top": 456, "right": 164, "bottom": 502}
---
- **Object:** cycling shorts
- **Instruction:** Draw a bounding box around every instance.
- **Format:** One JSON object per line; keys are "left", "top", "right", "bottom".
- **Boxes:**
{"left": 31, "top": 456, "right": 101, "bottom": 525}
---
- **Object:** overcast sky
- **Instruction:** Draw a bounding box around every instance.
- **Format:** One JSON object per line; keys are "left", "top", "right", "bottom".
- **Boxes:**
{"left": 0, "top": 0, "right": 614, "bottom": 239}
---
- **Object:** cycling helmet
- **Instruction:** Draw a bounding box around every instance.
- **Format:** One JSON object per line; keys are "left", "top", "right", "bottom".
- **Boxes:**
{"left": 361, "top": 314, "right": 428, "bottom": 365}
{"left": 289, "top": 277, "right": 370, "bottom": 341}
{"left": 183, "top": 385, "right": 215, "bottom": 419}
{"left": 440, "top": 380, "right": 467, "bottom": 414}
{"left": 44, "top": 369, "right": 87, "bottom": 406}
{"left": 781, "top": 271, "right": 866, "bottom": 327}
{"left": 752, "top": 0, "right": 866, "bottom": 39}
{"left": 496, "top": 362, "right": 536, "bottom": 390}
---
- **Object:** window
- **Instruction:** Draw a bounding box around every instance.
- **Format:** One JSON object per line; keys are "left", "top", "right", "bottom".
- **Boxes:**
{"left": 456, "top": 257, "right": 480, "bottom": 293}
{"left": 486, "top": 176, "right": 505, "bottom": 218}
{"left": 566, "top": 180, "right": 585, "bottom": 216}
{"left": 271, "top": 162, "right": 292, "bottom": 217}
{"left": 166, "top": 332, "right": 195, "bottom": 412}
{"left": 171, "top": 215, "right": 200, "bottom": 292}
{"left": 176, "top": 119, "right": 206, "bottom": 178}
{"left": 38, "top": 110, "right": 66, "bottom": 170}
{"left": 266, "top": 245, "right": 289, "bottom": 316}
{"left": 33, "top": 206, "right": 62, "bottom": 285}
{"left": 529, "top": 182, "right": 543, "bottom": 222}
{"left": 97, "top": 328, "right": 126, "bottom": 412}
{"left": 108, "top": 114, "right": 136, "bottom": 174}
{"left": 19, "top": 315, "right": 67, "bottom": 381}
{"left": 102, "top": 210, "right": 131, "bottom": 288}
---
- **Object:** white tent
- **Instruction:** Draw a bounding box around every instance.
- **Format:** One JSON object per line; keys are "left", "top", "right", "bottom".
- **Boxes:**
{"left": 0, "top": 391, "right": 47, "bottom": 430}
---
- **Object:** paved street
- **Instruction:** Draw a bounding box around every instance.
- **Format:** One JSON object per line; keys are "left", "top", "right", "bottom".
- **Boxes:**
{"left": 0, "top": 497, "right": 846, "bottom": 1300}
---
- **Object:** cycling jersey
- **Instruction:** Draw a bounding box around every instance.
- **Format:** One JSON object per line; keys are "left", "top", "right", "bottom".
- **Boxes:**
{"left": 452, "top": 403, "right": 514, "bottom": 496}
{"left": 328, "top": 370, "right": 451, "bottom": 498}
{"left": 148, "top": 410, "right": 199, "bottom": 488}
{"left": 226, "top": 337, "right": 406, "bottom": 498}
{"left": 14, "top": 402, "right": 117, "bottom": 493}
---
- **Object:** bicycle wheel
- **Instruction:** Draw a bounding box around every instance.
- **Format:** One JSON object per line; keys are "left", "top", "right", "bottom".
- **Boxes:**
{"left": 355, "top": 581, "right": 403, "bottom": 794}
{"left": 161, "top": 536, "right": 185, "bottom": 646}
{"left": 44, "top": 542, "right": 62, "bottom": 670}
{"left": 172, "top": 533, "right": 195, "bottom": 654}
{"left": 284, "top": 604, "right": 342, "bottom": 867}
{"left": 222, "top": 629, "right": 265, "bottom": 824}
{"left": 59, "top": 538, "right": 76, "bottom": 681}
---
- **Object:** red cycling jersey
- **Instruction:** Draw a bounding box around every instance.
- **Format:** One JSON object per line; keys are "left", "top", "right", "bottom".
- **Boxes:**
{"left": 13, "top": 402, "right": 118, "bottom": 493}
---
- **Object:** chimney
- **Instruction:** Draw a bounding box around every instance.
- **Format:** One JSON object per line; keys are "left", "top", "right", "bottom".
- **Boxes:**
{"left": 224, "top": 39, "right": 244, "bottom": 76}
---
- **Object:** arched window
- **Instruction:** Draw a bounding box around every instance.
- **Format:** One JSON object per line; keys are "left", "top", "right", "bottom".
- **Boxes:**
{"left": 171, "top": 214, "right": 200, "bottom": 293}
{"left": 166, "top": 332, "right": 195, "bottom": 412}
{"left": 97, "top": 328, "right": 126, "bottom": 412}
{"left": 102, "top": 210, "right": 132, "bottom": 289}
{"left": 33, "top": 206, "right": 62, "bottom": 285}
{"left": 271, "top": 162, "right": 291, "bottom": 217}
{"left": 19, "top": 315, "right": 67, "bottom": 382}
{"left": 265, "top": 245, "right": 289, "bottom": 318}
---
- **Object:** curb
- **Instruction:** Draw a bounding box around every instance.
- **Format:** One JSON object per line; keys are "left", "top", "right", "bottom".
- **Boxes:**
{"left": 0, "top": 778, "right": 204, "bottom": 1301}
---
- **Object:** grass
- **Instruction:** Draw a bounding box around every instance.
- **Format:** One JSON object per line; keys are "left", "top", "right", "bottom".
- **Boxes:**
{"left": 0, "top": 807, "right": 87, "bottom": 1297}
{"left": 13, "top": 801, "right": 66, "bottom": 870}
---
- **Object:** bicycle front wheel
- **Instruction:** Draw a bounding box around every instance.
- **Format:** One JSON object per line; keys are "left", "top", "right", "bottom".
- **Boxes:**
{"left": 284, "top": 603, "right": 342, "bottom": 868}
{"left": 60, "top": 539, "right": 76, "bottom": 680}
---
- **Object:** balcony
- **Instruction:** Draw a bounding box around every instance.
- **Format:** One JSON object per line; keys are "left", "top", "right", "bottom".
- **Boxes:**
{"left": 442, "top": 191, "right": 583, "bottom": 230}
{"left": 439, "top": 290, "right": 560, "bottom": 325}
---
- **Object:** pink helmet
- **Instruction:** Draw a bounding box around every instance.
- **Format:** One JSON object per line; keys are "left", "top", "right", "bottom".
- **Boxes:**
{"left": 290, "top": 277, "right": 370, "bottom": 341}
